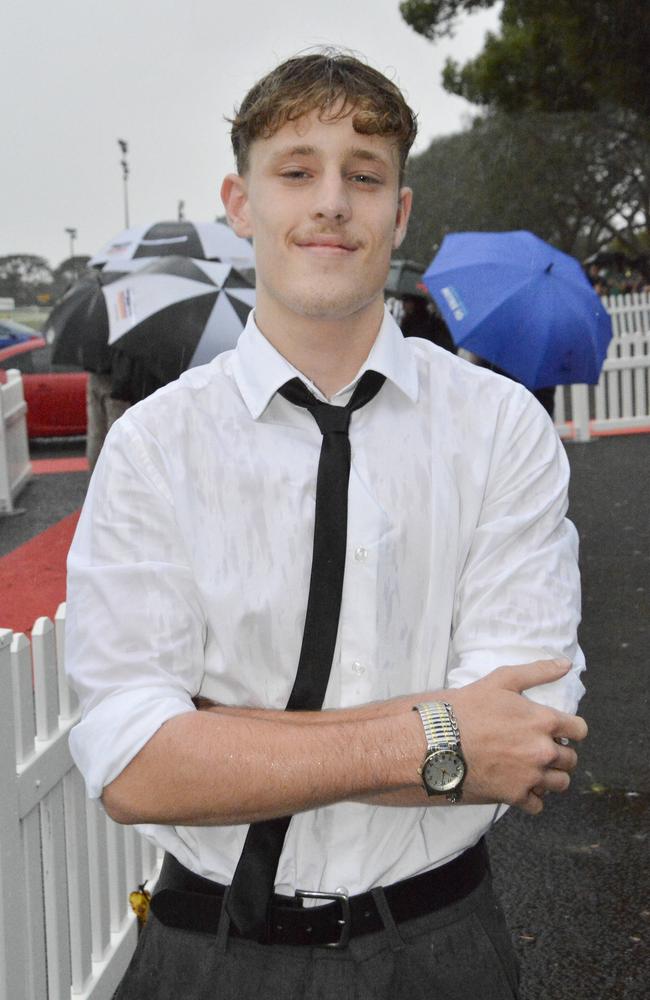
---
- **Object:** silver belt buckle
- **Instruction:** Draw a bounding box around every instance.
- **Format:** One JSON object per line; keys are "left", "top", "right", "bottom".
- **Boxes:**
{"left": 295, "top": 888, "right": 351, "bottom": 948}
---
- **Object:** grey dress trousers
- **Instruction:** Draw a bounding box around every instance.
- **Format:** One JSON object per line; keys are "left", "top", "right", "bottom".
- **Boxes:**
{"left": 114, "top": 868, "right": 520, "bottom": 1000}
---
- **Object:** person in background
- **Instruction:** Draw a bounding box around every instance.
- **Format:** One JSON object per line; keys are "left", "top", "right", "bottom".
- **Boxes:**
{"left": 66, "top": 50, "right": 587, "bottom": 999}
{"left": 399, "top": 292, "right": 456, "bottom": 353}
{"left": 85, "top": 370, "right": 130, "bottom": 472}
{"left": 458, "top": 350, "right": 557, "bottom": 421}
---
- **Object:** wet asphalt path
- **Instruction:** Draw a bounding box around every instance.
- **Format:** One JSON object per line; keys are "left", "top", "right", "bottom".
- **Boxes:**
{"left": 488, "top": 434, "right": 650, "bottom": 999}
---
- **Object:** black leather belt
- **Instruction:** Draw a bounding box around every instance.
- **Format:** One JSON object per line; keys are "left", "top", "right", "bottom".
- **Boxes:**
{"left": 150, "top": 838, "right": 489, "bottom": 947}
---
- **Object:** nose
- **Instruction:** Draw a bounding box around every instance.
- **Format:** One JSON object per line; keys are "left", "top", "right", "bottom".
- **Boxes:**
{"left": 310, "top": 169, "right": 352, "bottom": 223}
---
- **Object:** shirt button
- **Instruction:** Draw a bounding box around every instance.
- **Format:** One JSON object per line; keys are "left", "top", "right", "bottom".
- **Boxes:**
{"left": 354, "top": 546, "right": 368, "bottom": 562}
{"left": 352, "top": 660, "right": 366, "bottom": 676}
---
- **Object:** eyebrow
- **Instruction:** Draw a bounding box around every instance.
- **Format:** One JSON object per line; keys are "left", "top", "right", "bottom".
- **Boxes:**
{"left": 268, "top": 144, "right": 392, "bottom": 168}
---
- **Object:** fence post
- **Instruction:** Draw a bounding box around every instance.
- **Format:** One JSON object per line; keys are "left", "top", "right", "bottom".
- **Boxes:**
{"left": 0, "top": 630, "right": 29, "bottom": 1000}
{"left": 570, "top": 384, "right": 591, "bottom": 442}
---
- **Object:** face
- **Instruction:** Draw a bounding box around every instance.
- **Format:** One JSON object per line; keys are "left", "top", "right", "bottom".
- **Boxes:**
{"left": 222, "top": 107, "right": 412, "bottom": 326}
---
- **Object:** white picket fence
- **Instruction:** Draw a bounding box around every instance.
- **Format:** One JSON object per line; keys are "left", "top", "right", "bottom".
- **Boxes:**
{"left": 554, "top": 293, "right": 650, "bottom": 441}
{"left": 0, "top": 605, "right": 160, "bottom": 1000}
{"left": 0, "top": 369, "right": 32, "bottom": 514}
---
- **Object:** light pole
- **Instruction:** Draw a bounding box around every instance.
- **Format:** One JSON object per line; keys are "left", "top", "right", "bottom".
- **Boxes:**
{"left": 64, "top": 227, "right": 77, "bottom": 267}
{"left": 177, "top": 199, "right": 185, "bottom": 221}
{"left": 118, "top": 138, "right": 130, "bottom": 227}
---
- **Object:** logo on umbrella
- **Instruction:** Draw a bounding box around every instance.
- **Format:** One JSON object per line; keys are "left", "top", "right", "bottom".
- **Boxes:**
{"left": 116, "top": 288, "right": 135, "bottom": 322}
{"left": 441, "top": 286, "right": 467, "bottom": 321}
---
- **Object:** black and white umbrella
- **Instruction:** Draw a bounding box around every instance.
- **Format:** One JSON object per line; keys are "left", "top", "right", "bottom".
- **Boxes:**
{"left": 90, "top": 220, "right": 254, "bottom": 269}
{"left": 46, "top": 269, "right": 114, "bottom": 371}
{"left": 101, "top": 255, "right": 255, "bottom": 400}
{"left": 47, "top": 258, "right": 169, "bottom": 370}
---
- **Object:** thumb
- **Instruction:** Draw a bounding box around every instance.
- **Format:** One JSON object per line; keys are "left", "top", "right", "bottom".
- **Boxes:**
{"left": 490, "top": 658, "right": 571, "bottom": 693}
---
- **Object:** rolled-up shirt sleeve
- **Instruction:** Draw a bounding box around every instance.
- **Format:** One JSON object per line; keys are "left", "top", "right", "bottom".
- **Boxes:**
{"left": 66, "top": 415, "right": 206, "bottom": 800}
{"left": 447, "top": 385, "right": 586, "bottom": 714}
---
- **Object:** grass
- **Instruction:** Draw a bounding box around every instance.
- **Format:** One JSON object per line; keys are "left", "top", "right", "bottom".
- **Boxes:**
{"left": 0, "top": 308, "right": 48, "bottom": 332}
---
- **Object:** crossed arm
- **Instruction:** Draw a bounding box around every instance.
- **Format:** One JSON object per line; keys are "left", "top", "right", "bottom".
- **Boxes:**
{"left": 101, "top": 658, "right": 587, "bottom": 827}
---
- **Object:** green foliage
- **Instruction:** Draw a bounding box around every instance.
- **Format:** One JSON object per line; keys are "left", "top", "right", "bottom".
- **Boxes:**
{"left": 401, "top": 0, "right": 650, "bottom": 115}
{"left": 399, "top": 110, "right": 650, "bottom": 265}
{"left": 0, "top": 255, "right": 53, "bottom": 307}
{"left": 399, "top": 0, "right": 494, "bottom": 40}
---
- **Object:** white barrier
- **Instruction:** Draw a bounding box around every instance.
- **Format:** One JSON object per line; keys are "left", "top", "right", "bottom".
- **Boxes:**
{"left": 0, "top": 605, "right": 160, "bottom": 1000}
{"left": 0, "top": 369, "right": 32, "bottom": 514}
{"left": 555, "top": 294, "right": 650, "bottom": 442}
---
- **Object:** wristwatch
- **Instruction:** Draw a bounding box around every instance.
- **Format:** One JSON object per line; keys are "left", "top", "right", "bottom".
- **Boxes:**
{"left": 413, "top": 701, "right": 466, "bottom": 802}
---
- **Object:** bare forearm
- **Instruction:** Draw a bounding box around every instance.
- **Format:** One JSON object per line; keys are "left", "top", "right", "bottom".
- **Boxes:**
{"left": 102, "top": 703, "right": 421, "bottom": 826}
{"left": 195, "top": 702, "right": 431, "bottom": 808}
{"left": 102, "top": 660, "right": 588, "bottom": 827}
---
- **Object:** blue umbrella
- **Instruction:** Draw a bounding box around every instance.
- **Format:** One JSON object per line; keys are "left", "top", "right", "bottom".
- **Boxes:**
{"left": 423, "top": 231, "right": 613, "bottom": 388}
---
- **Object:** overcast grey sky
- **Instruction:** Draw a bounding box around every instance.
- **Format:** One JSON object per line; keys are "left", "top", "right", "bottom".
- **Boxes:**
{"left": 2, "top": 0, "right": 500, "bottom": 267}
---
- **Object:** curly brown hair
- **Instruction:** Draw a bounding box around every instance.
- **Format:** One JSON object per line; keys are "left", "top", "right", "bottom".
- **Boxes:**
{"left": 229, "top": 50, "right": 418, "bottom": 184}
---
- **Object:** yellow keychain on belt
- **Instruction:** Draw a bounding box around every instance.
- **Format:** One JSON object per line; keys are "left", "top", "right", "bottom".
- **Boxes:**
{"left": 129, "top": 881, "right": 152, "bottom": 925}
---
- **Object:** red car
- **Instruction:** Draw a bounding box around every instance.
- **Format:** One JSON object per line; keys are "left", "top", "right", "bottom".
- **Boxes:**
{"left": 0, "top": 320, "right": 87, "bottom": 438}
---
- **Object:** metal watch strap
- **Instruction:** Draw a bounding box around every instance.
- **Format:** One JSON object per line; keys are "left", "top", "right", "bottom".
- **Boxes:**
{"left": 413, "top": 701, "right": 461, "bottom": 751}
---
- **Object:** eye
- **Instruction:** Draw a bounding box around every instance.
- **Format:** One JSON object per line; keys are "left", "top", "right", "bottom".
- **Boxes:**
{"left": 280, "top": 169, "right": 311, "bottom": 180}
{"left": 350, "top": 173, "right": 382, "bottom": 186}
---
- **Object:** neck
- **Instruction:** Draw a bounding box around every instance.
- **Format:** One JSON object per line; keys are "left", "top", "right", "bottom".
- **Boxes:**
{"left": 253, "top": 296, "right": 385, "bottom": 398}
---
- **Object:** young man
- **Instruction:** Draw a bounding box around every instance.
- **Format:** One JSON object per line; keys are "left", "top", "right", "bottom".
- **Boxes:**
{"left": 66, "top": 52, "right": 587, "bottom": 999}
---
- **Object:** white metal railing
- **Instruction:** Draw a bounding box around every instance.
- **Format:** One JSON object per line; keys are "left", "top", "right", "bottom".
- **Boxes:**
{"left": 0, "top": 369, "right": 32, "bottom": 514}
{"left": 0, "top": 605, "right": 160, "bottom": 1000}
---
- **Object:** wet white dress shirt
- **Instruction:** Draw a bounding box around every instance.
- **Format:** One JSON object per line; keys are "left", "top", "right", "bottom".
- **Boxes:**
{"left": 66, "top": 307, "right": 585, "bottom": 896}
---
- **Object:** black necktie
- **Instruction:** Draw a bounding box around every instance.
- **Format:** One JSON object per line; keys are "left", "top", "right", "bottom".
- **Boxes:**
{"left": 226, "top": 369, "right": 386, "bottom": 940}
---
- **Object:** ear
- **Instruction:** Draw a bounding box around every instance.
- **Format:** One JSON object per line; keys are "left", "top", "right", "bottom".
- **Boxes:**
{"left": 392, "top": 187, "right": 413, "bottom": 250}
{"left": 221, "top": 173, "right": 253, "bottom": 239}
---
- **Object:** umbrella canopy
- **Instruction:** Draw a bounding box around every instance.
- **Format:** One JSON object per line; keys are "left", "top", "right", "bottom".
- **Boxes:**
{"left": 46, "top": 269, "right": 116, "bottom": 372}
{"left": 423, "top": 231, "right": 613, "bottom": 388}
{"left": 47, "top": 259, "right": 168, "bottom": 370}
{"left": 90, "top": 220, "right": 254, "bottom": 269}
{"left": 101, "top": 255, "right": 255, "bottom": 400}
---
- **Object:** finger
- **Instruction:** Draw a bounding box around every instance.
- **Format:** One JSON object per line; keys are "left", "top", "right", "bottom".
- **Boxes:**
{"left": 551, "top": 746, "right": 579, "bottom": 772}
{"left": 552, "top": 711, "right": 588, "bottom": 743}
{"left": 541, "top": 768, "right": 572, "bottom": 794}
{"left": 520, "top": 790, "right": 545, "bottom": 815}
{"left": 489, "top": 658, "right": 572, "bottom": 693}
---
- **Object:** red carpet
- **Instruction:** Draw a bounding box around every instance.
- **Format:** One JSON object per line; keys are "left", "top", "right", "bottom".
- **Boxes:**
{"left": 0, "top": 510, "right": 80, "bottom": 635}
{"left": 31, "top": 457, "right": 89, "bottom": 474}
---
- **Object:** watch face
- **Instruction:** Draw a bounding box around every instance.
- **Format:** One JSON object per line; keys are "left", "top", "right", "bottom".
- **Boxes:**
{"left": 423, "top": 750, "right": 465, "bottom": 793}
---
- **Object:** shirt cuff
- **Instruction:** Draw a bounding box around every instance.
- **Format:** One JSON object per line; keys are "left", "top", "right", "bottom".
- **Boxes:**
{"left": 447, "top": 644, "right": 586, "bottom": 715}
{"left": 68, "top": 687, "right": 195, "bottom": 800}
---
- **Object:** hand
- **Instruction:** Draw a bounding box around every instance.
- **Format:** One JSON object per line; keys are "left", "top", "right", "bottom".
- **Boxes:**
{"left": 444, "top": 659, "right": 587, "bottom": 815}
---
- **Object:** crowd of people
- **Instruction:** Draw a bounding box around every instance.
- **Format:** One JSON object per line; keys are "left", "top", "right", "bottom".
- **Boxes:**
{"left": 586, "top": 261, "right": 650, "bottom": 298}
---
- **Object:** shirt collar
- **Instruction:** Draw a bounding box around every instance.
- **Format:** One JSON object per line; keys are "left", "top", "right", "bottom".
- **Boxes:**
{"left": 231, "top": 306, "right": 419, "bottom": 420}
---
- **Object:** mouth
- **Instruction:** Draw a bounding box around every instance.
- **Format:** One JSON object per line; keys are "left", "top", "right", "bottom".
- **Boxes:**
{"left": 293, "top": 235, "right": 359, "bottom": 256}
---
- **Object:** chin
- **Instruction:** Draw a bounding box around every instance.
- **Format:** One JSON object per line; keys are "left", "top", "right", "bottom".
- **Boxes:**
{"left": 277, "top": 283, "right": 382, "bottom": 321}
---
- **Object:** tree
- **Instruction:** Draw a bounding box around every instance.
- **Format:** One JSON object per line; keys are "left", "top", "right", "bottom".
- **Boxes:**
{"left": 52, "top": 256, "right": 92, "bottom": 298}
{"left": 0, "top": 255, "right": 53, "bottom": 307}
{"left": 400, "top": 110, "right": 650, "bottom": 268}
{"left": 400, "top": 0, "right": 650, "bottom": 115}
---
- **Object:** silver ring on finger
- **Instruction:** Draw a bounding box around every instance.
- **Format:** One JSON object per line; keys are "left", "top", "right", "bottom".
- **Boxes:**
{"left": 554, "top": 736, "right": 570, "bottom": 746}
